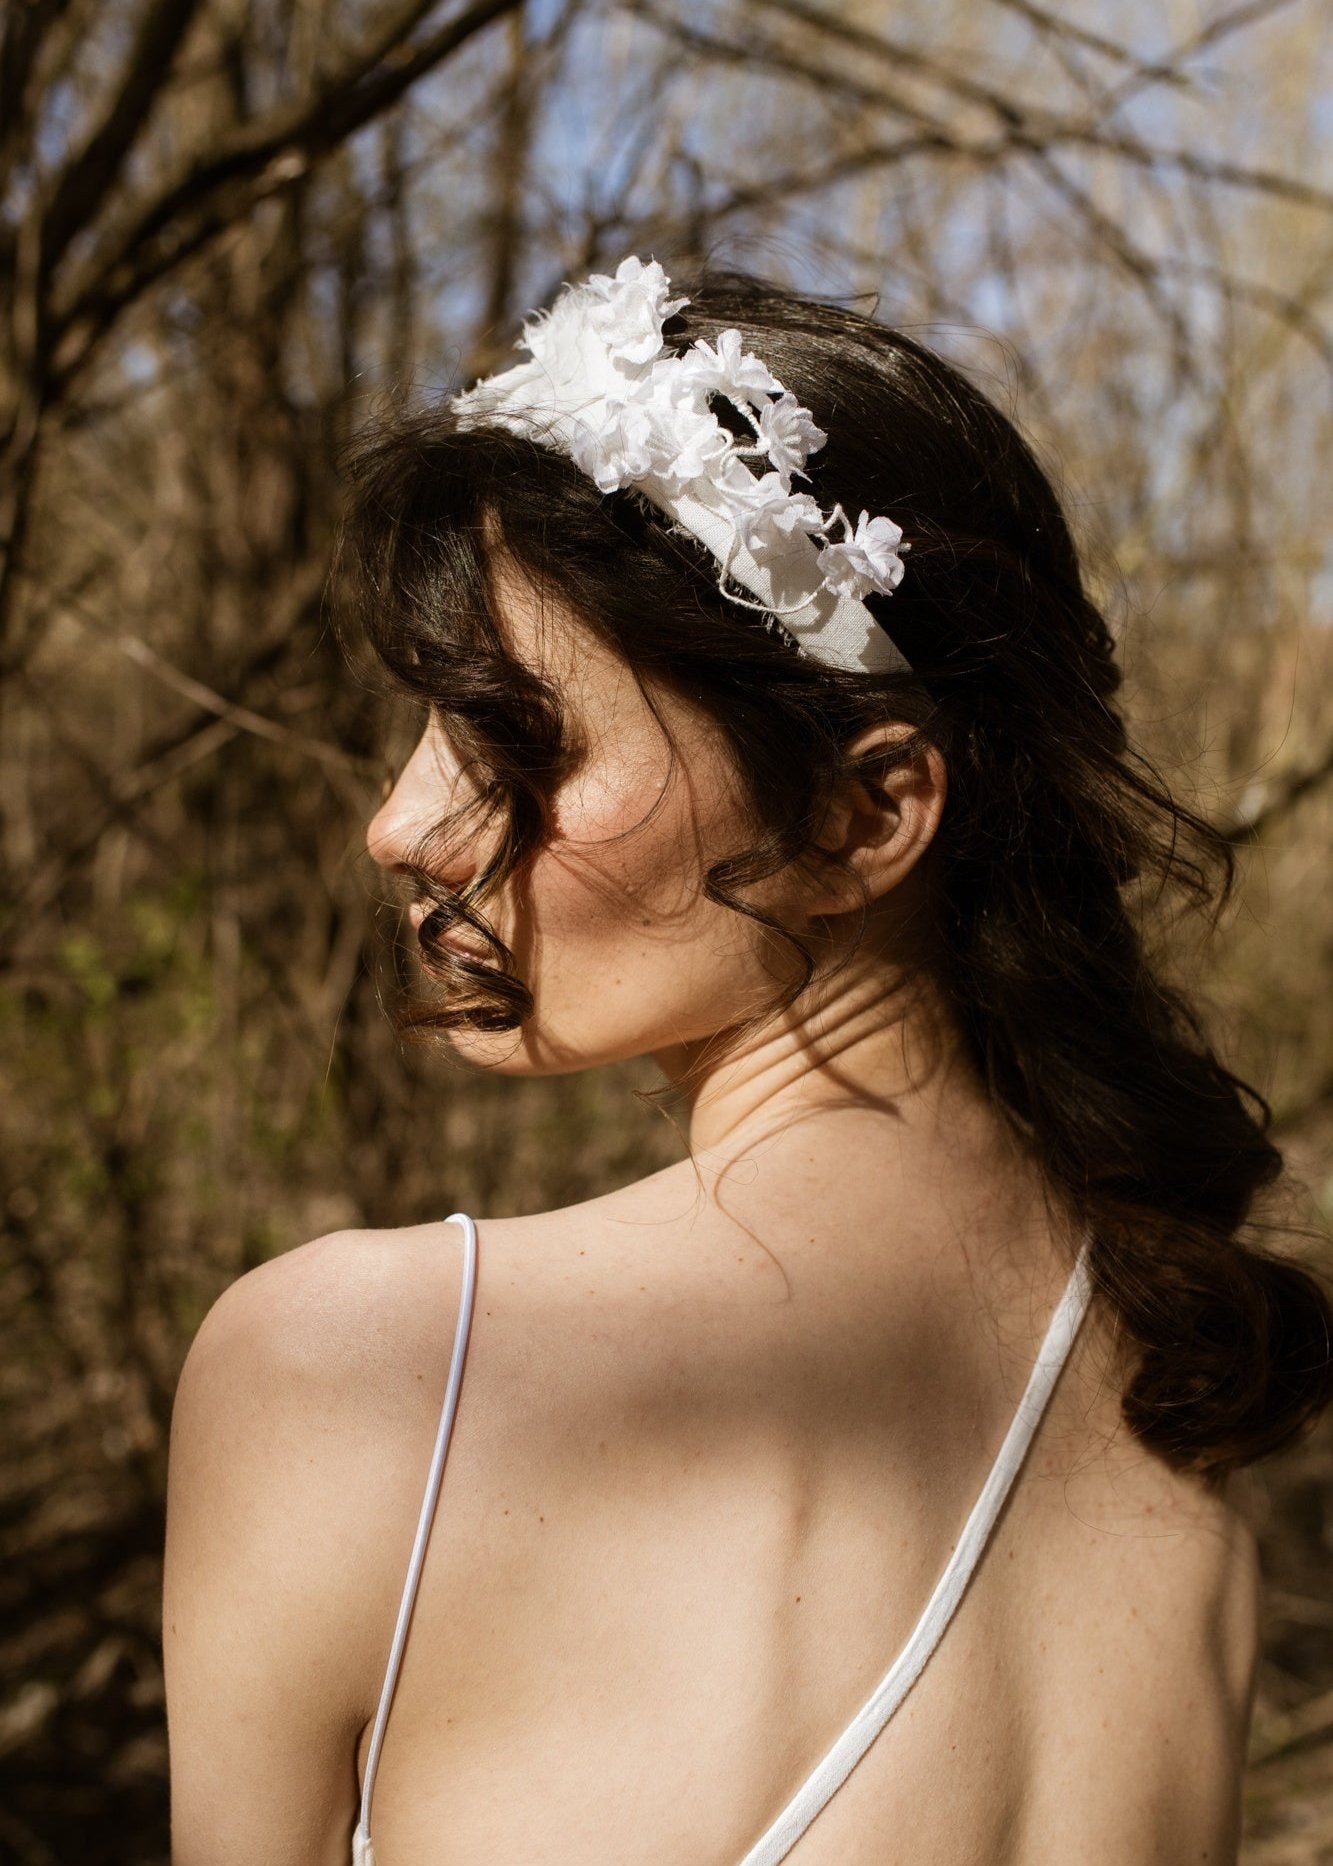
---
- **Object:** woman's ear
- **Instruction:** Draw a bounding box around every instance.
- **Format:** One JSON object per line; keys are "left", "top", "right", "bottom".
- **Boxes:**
{"left": 799, "top": 720, "right": 947, "bottom": 918}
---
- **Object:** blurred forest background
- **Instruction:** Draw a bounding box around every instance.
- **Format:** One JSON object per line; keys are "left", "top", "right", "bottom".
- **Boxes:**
{"left": 1, "top": 0, "right": 1331, "bottom": 1859}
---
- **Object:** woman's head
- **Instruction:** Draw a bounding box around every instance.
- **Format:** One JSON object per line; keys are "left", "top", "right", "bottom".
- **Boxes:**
{"left": 363, "top": 508, "right": 947, "bottom": 1078}
{"left": 345, "top": 267, "right": 1124, "bottom": 1061}
{"left": 335, "top": 261, "right": 1333, "bottom": 1478}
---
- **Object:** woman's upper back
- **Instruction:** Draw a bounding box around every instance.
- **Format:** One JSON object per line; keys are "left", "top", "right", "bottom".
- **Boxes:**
{"left": 164, "top": 1147, "right": 1262, "bottom": 1866}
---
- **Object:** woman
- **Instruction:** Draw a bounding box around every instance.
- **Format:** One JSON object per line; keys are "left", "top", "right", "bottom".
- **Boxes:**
{"left": 162, "top": 257, "right": 1333, "bottom": 1865}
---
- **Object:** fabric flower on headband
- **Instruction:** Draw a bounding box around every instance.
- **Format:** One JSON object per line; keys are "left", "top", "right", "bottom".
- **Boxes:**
{"left": 818, "top": 511, "right": 909, "bottom": 602}
{"left": 449, "top": 256, "right": 912, "bottom": 675}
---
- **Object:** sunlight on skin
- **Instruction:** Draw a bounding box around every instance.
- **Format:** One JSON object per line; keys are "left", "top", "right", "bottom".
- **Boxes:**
{"left": 362, "top": 537, "right": 984, "bottom": 1176}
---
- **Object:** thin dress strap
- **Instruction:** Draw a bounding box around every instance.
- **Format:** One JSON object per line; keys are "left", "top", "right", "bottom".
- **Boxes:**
{"left": 352, "top": 1212, "right": 479, "bottom": 1866}
{"left": 734, "top": 1231, "right": 1096, "bottom": 1866}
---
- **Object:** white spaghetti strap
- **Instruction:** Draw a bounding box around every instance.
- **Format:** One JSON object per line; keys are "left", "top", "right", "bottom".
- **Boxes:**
{"left": 735, "top": 1233, "right": 1096, "bottom": 1866}
{"left": 352, "top": 1213, "right": 479, "bottom": 1866}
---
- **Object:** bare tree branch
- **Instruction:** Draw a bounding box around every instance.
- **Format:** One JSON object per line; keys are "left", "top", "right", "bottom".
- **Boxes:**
{"left": 1023, "top": 146, "right": 1197, "bottom": 381}
{"left": 984, "top": 0, "right": 1192, "bottom": 89}
{"left": 471, "top": 9, "right": 534, "bottom": 375}
{"left": 37, "top": 0, "right": 207, "bottom": 283}
{"left": 113, "top": 633, "right": 378, "bottom": 775}
{"left": 626, "top": 0, "right": 945, "bottom": 130}
{"left": 2, "top": 713, "right": 240, "bottom": 940}
{"left": 1100, "top": 0, "right": 1306, "bottom": 113}
{"left": 48, "top": 0, "right": 524, "bottom": 390}
{"left": 1223, "top": 741, "right": 1333, "bottom": 843}
{"left": 1058, "top": 126, "right": 1333, "bottom": 215}
{"left": 0, "top": 0, "right": 83, "bottom": 194}
{"left": 0, "top": 0, "right": 522, "bottom": 662}
{"left": 748, "top": 0, "right": 1333, "bottom": 214}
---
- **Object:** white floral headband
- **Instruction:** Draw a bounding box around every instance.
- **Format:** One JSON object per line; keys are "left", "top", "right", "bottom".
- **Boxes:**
{"left": 448, "top": 255, "right": 912, "bottom": 675}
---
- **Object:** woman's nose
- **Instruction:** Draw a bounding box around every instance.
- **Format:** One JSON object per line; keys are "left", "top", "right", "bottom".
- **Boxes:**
{"left": 365, "top": 728, "right": 479, "bottom": 879}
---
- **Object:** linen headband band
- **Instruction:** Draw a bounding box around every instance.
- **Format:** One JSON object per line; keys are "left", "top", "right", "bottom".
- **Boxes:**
{"left": 448, "top": 256, "right": 912, "bottom": 676}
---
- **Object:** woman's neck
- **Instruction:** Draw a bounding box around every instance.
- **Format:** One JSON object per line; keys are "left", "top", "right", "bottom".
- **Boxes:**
{"left": 653, "top": 950, "right": 990, "bottom": 1169}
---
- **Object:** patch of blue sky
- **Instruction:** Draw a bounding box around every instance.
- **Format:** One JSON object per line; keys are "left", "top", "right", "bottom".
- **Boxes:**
{"left": 118, "top": 341, "right": 159, "bottom": 387}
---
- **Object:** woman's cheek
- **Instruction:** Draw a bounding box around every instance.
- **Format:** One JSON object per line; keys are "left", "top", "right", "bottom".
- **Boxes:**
{"left": 543, "top": 738, "right": 699, "bottom": 922}
{"left": 492, "top": 688, "right": 783, "bottom": 1055}
{"left": 527, "top": 765, "right": 759, "bottom": 1027}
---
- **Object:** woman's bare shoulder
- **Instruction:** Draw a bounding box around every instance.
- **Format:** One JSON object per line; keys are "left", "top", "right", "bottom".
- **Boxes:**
{"left": 169, "top": 1153, "right": 880, "bottom": 1569}
{"left": 165, "top": 1198, "right": 690, "bottom": 1844}
{"left": 163, "top": 1220, "right": 486, "bottom": 1775}
{"left": 178, "top": 1219, "right": 479, "bottom": 1408}
{"left": 169, "top": 1171, "right": 711, "bottom": 1517}
{"left": 166, "top": 1207, "right": 627, "bottom": 1746}
{"left": 173, "top": 1212, "right": 587, "bottom": 1493}
{"left": 171, "top": 1219, "right": 477, "bottom": 1528}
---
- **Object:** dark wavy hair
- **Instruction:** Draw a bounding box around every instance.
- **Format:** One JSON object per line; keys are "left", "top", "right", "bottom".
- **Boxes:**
{"left": 332, "top": 263, "right": 1333, "bottom": 1483}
